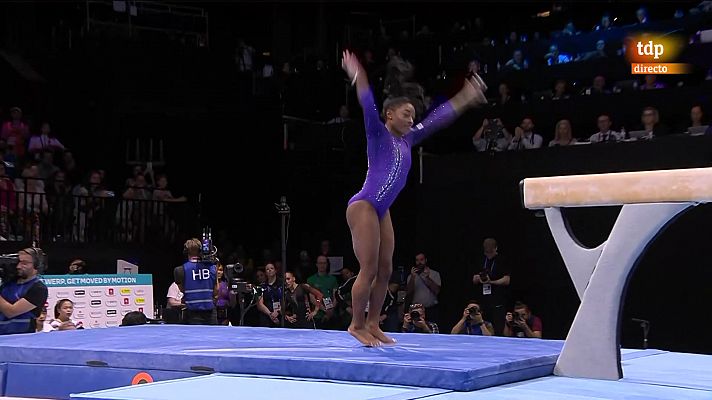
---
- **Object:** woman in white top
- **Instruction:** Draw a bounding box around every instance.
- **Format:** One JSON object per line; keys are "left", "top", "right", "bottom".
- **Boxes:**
{"left": 549, "top": 119, "right": 578, "bottom": 147}
{"left": 44, "top": 299, "right": 84, "bottom": 331}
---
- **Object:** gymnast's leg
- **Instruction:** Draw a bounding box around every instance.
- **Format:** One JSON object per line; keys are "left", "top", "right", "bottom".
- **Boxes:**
{"left": 366, "top": 209, "right": 396, "bottom": 344}
{"left": 346, "top": 200, "right": 381, "bottom": 347}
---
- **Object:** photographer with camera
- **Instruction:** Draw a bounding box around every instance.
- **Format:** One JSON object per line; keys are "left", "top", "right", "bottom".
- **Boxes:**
{"left": 503, "top": 301, "right": 542, "bottom": 339}
{"left": 472, "top": 238, "right": 510, "bottom": 336}
{"left": 406, "top": 252, "right": 441, "bottom": 324}
{"left": 173, "top": 238, "right": 218, "bottom": 325}
{"left": 473, "top": 118, "right": 512, "bottom": 152}
{"left": 451, "top": 301, "right": 494, "bottom": 336}
{"left": 0, "top": 248, "right": 49, "bottom": 335}
{"left": 401, "top": 303, "right": 438, "bottom": 334}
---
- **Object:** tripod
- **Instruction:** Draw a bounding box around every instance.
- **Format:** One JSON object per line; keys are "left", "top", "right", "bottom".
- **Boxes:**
{"left": 275, "top": 196, "right": 290, "bottom": 327}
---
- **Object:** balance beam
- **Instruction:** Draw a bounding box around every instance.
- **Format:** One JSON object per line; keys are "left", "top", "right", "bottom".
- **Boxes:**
{"left": 521, "top": 167, "right": 712, "bottom": 380}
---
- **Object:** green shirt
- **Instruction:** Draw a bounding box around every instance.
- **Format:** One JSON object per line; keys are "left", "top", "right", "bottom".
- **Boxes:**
{"left": 307, "top": 273, "right": 338, "bottom": 318}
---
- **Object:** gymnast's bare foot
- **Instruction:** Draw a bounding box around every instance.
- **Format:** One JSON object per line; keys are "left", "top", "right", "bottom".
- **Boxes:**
{"left": 367, "top": 323, "right": 397, "bottom": 345}
{"left": 348, "top": 324, "right": 381, "bottom": 347}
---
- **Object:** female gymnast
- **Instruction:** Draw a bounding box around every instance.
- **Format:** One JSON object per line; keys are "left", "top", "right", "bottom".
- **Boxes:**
{"left": 341, "top": 50, "right": 488, "bottom": 346}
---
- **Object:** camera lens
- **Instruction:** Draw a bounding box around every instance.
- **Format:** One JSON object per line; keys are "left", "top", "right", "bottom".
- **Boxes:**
{"left": 410, "top": 310, "right": 421, "bottom": 321}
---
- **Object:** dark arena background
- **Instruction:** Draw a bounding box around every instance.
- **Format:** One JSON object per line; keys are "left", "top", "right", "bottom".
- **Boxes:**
{"left": 0, "top": 1, "right": 712, "bottom": 399}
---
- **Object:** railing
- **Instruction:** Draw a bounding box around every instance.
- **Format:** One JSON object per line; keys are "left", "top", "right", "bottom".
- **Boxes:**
{"left": 0, "top": 185, "right": 196, "bottom": 245}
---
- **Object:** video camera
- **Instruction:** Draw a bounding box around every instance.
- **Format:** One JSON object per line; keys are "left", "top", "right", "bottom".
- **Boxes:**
{"left": 0, "top": 253, "right": 19, "bottom": 285}
{"left": 198, "top": 227, "right": 218, "bottom": 264}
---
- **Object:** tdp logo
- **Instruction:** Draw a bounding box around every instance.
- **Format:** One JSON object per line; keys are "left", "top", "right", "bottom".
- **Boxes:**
{"left": 636, "top": 40, "right": 664, "bottom": 59}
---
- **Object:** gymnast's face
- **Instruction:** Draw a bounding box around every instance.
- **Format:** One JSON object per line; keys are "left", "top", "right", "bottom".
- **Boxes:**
{"left": 386, "top": 103, "right": 415, "bottom": 136}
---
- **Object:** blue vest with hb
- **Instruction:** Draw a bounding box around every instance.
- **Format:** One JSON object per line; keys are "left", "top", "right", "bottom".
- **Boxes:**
{"left": 0, "top": 277, "right": 40, "bottom": 335}
{"left": 183, "top": 262, "right": 216, "bottom": 311}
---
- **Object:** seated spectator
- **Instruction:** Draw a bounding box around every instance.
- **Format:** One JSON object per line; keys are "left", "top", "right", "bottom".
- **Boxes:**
{"left": 504, "top": 49, "right": 529, "bottom": 71}
{"left": 68, "top": 259, "right": 87, "bottom": 274}
{"left": 561, "top": 21, "right": 579, "bottom": 36}
{"left": 35, "top": 307, "right": 47, "bottom": 332}
{"left": 640, "top": 74, "right": 665, "bottom": 90}
{"left": 44, "top": 299, "right": 83, "bottom": 331}
{"left": 545, "top": 45, "right": 572, "bottom": 66}
{"left": 636, "top": 106, "right": 670, "bottom": 138}
{"left": 594, "top": 14, "right": 613, "bottom": 31}
{"left": 503, "top": 301, "right": 542, "bottom": 338}
{"left": 583, "top": 75, "right": 610, "bottom": 95}
{"left": 451, "top": 301, "right": 494, "bottom": 335}
{"left": 1, "top": 107, "right": 29, "bottom": 159}
{"left": 120, "top": 311, "right": 147, "bottom": 326}
{"left": 508, "top": 118, "right": 543, "bottom": 150}
{"left": 589, "top": 114, "right": 622, "bottom": 143}
{"left": 28, "top": 122, "right": 65, "bottom": 158}
{"left": 549, "top": 119, "right": 578, "bottom": 146}
{"left": 636, "top": 7, "right": 649, "bottom": 24}
{"left": 577, "top": 40, "right": 608, "bottom": 61}
{"left": 473, "top": 118, "right": 511, "bottom": 152}
{"left": 496, "top": 82, "right": 514, "bottom": 106}
{"left": 402, "top": 303, "right": 438, "bottom": 334}
{"left": 552, "top": 79, "right": 570, "bottom": 100}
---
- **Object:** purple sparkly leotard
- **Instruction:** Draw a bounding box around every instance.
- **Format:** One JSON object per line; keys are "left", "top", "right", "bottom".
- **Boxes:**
{"left": 348, "top": 88, "right": 457, "bottom": 219}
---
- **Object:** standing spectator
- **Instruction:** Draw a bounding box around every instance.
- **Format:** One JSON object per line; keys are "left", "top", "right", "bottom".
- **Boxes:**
{"left": 504, "top": 301, "right": 542, "bottom": 338}
{"left": 406, "top": 252, "right": 441, "bottom": 324}
{"left": 549, "top": 119, "right": 578, "bottom": 146}
{"left": 0, "top": 248, "right": 49, "bottom": 334}
{"left": 0, "top": 162, "right": 16, "bottom": 240}
{"left": 336, "top": 266, "right": 357, "bottom": 329}
{"left": 496, "top": 83, "right": 513, "bottom": 106}
{"left": 256, "top": 263, "right": 283, "bottom": 327}
{"left": 215, "top": 264, "right": 230, "bottom": 325}
{"left": 286, "top": 271, "right": 322, "bottom": 329}
{"left": 37, "top": 151, "right": 59, "bottom": 181}
{"left": 17, "top": 165, "right": 49, "bottom": 243}
{"left": 164, "top": 281, "right": 184, "bottom": 324}
{"left": 379, "top": 278, "right": 400, "bottom": 333}
{"left": 508, "top": 118, "right": 543, "bottom": 150}
{"left": 1, "top": 107, "right": 29, "bottom": 159}
{"left": 307, "top": 255, "right": 339, "bottom": 329}
{"left": 28, "top": 122, "right": 65, "bottom": 158}
{"left": 472, "top": 238, "right": 510, "bottom": 336}
{"left": 595, "top": 14, "right": 613, "bottom": 31}
{"left": 67, "top": 259, "right": 87, "bottom": 274}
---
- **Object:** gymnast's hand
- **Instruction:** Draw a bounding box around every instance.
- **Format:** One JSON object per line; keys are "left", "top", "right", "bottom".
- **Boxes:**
{"left": 341, "top": 50, "right": 362, "bottom": 83}
{"left": 460, "top": 73, "right": 488, "bottom": 108}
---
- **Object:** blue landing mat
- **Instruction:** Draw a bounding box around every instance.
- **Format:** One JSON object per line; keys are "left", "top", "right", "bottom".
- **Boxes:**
{"left": 0, "top": 325, "right": 563, "bottom": 392}
{"left": 73, "top": 351, "right": 712, "bottom": 400}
